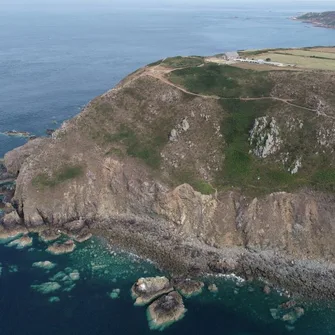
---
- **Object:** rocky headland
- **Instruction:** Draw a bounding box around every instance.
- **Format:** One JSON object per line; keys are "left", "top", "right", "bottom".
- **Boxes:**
{"left": 3, "top": 53, "right": 335, "bottom": 299}
{"left": 295, "top": 11, "right": 335, "bottom": 29}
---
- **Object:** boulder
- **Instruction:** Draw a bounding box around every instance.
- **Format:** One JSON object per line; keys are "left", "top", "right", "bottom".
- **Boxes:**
{"left": 208, "top": 283, "right": 219, "bottom": 293}
{"left": 39, "top": 230, "right": 61, "bottom": 243}
{"left": 173, "top": 278, "right": 204, "bottom": 298}
{"left": 47, "top": 240, "right": 76, "bottom": 255}
{"left": 7, "top": 234, "right": 33, "bottom": 248}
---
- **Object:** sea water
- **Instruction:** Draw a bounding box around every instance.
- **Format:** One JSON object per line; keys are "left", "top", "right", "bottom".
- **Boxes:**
{"left": 1, "top": 234, "right": 335, "bottom": 335}
{"left": 1, "top": 1, "right": 335, "bottom": 334}
{"left": 1, "top": 1, "right": 335, "bottom": 156}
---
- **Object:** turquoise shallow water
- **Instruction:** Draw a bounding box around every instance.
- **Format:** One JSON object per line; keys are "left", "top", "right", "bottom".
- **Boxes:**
{"left": 2, "top": 1, "right": 335, "bottom": 333}
{"left": 1, "top": 234, "right": 335, "bottom": 335}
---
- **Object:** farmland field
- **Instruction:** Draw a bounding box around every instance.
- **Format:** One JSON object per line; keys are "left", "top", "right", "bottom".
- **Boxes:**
{"left": 311, "top": 47, "right": 335, "bottom": 53}
{"left": 255, "top": 52, "right": 335, "bottom": 70}
{"left": 275, "top": 49, "right": 335, "bottom": 59}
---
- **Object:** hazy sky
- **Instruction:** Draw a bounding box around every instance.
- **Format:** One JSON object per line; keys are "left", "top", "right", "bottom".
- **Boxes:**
{"left": 0, "top": 0, "right": 333, "bottom": 11}
{"left": 0, "top": 0, "right": 332, "bottom": 4}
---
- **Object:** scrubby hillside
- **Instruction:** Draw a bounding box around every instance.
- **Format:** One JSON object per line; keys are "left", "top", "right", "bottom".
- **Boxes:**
{"left": 4, "top": 55, "right": 335, "bottom": 297}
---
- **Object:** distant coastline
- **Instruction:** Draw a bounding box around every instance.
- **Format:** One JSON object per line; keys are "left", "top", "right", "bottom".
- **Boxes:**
{"left": 293, "top": 11, "right": 335, "bottom": 29}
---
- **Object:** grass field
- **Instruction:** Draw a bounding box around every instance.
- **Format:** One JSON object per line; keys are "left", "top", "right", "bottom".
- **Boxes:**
{"left": 240, "top": 47, "right": 335, "bottom": 71}
{"left": 168, "top": 63, "right": 273, "bottom": 98}
{"left": 256, "top": 52, "right": 335, "bottom": 70}
{"left": 310, "top": 47, "right": 335, "bottom": 53}
{"left": 161, "top": 56, "right": 204, "bottom": 68}
{"left": 276, "top": 49, "right": 335, "bottom": 60}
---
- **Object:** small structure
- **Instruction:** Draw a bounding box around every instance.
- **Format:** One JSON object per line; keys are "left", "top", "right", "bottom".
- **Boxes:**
{"left": 225, "top": 51, "right": 239, "bottom": 60}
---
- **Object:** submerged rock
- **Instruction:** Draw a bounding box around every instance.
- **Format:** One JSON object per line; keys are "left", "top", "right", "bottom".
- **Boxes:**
{"left": 270, "top": 303, "right": 305, "bottom": 325}
{"left": 8, "top": 264, "right": 18, "bottom": 273}
{"left": 131, "top": 276, "right": 173, "bottom": 306}
{"left": 173, "top": 279, "right": 204, "bottom": 298}
{"left": 47, "top": 240, "right": 76, "bottom": 255}
{"left": 7, "top": 234, "right": 33, "bottom": 249}
{"left": 108, "top": 288, "right": 121, "bottom": 299}
{"left": 39, "top": 230, "right": 61, "bottom": 243}
{"left": 31, "top": 282, "right": 61, "bottom": 294}
{"left": 68, "top": 269, "right": 80, "bottom": 281}
{"left": 147, "top": 291, "right": 186, "bottom": 330}
{"left": 1, "top": 130, "right": 32, "bottom": 138}
{"left": 49, "top": 296, "right": 60, "bottom": 303}
{"left": 49, "top": 268, "right": 80, "bottom": 292}
{"left": 32, "top": 261, "right": 56, "bottom": 270}
{"left": 0, "top": 225, "right": 27, "bottom": 243}
{"left": 208, "top": 283, "right": 219, "bottom": 293}
{"left": 263, "top": 285, "right": 271, "bottom": 295}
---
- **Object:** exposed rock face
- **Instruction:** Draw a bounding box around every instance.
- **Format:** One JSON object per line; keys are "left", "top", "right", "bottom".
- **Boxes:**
{"left": 147, "top": 291, "right": 186, "bottom": 330}
{"left": 249, "top": 116, "right": 282, "bottom": 158}
{"left": 131, "top": 277, "right": 173, "bottom": 305}
{"left": 39, "top": 230, "right": 61, "bottom": 243}
{"left": 4, "top": 138, "right": 47, "bottom": 176}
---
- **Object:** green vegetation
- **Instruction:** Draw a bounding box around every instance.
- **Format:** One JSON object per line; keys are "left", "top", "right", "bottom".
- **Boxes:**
{"left": 147, "top": 59, "right": 164, "bottom": 67}
{"left": 192, "top": 180, "right": 216, "bottom": 195}
{"left": 239, "top": 48, "right": 288, "bottom": 57}
{"left": 161, "top": 56, "right": 204, "bottom": 68}
{"left": 103, "top": 125, "right": 164, "bottom": 169}
{"left": 174, "top": 170, "right": 215, "bottom": 195}
{"left": 32, "top": 165, "right": 84, "bottom": 188}
{"left": 312, "top": 169, "right": 335, "bottom": 192}
{"left": 80, "top": 55, "right": 335, "bottom": 196}
{"left": 168, "top": 64, "right": 273, "bottom": 98}
{"left": 104, "top": 148, "right": 124, "bottom": 157}
{"left": 216, "top": 100, "right": 304, "bottom": 194}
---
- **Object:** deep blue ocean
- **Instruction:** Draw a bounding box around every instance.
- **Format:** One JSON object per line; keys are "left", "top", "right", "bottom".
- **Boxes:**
{"left": 1, "top": 1, "right": 335, "bottom": 334}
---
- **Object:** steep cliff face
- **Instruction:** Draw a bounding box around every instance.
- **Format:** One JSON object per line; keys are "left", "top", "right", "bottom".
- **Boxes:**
{"left": 4, "top": 57, "right": 335, "bottom": 295}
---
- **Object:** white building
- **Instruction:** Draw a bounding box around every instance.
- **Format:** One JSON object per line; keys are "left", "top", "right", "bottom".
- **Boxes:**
{"left": 225, "top": 51, "right": 239, "bottom": 60}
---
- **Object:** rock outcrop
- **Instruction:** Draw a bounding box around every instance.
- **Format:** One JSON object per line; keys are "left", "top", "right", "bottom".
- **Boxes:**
{"left": 131, "top": 277, "right": 173, "bottom": 305}
{"left": 147, "top": 291, "right": 186, "bottom": 330}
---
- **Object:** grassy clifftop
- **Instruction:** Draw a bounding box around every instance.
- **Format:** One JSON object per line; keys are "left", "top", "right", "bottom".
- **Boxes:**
{"left": 33, "top": 53, "right": 335, "bottom": 196}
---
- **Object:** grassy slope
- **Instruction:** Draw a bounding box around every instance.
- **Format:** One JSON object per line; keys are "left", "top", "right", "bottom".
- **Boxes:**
{"left": 167, "top": 62, "right": 335, "bottom": 194}
{"left": 168, "top": 63, "right": 273, "bottom": 98}
{"left": 45, "top": 58, "right": 335, "bottom": 196}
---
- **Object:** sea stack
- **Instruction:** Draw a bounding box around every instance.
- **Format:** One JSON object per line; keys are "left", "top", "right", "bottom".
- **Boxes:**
{"left": 131, "top": 276, "right": 173, "bottom": 305}
{"left": 147, "top": 291, "right": 186, "bottom": 330}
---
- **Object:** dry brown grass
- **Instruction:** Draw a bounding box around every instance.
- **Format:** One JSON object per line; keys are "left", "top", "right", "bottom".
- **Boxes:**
{"left": 309, "top": 47, "right": 335, "bottom": 53}
{"left": 276, "top": 49, "right": 335, "bottom": 59}
{"left": 230, "top": 62, "right": 301, "bottom": 72}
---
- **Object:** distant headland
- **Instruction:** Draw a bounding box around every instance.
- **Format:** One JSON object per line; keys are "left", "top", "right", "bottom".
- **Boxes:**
{"left": 293, "top": 11, "right": 335, "bottom": 29}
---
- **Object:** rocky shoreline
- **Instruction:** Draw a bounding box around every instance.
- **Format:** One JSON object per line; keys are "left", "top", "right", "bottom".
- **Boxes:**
{"left": 293, "top": 12, "right": 335, "bottom": 29}
{"left": 2, "top": 152, "right": 335, "bottom": 301}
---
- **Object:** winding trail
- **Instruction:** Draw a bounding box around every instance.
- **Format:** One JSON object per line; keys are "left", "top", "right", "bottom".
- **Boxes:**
{"left": 145, "top": 63, "right": 321, "bottom": 114}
